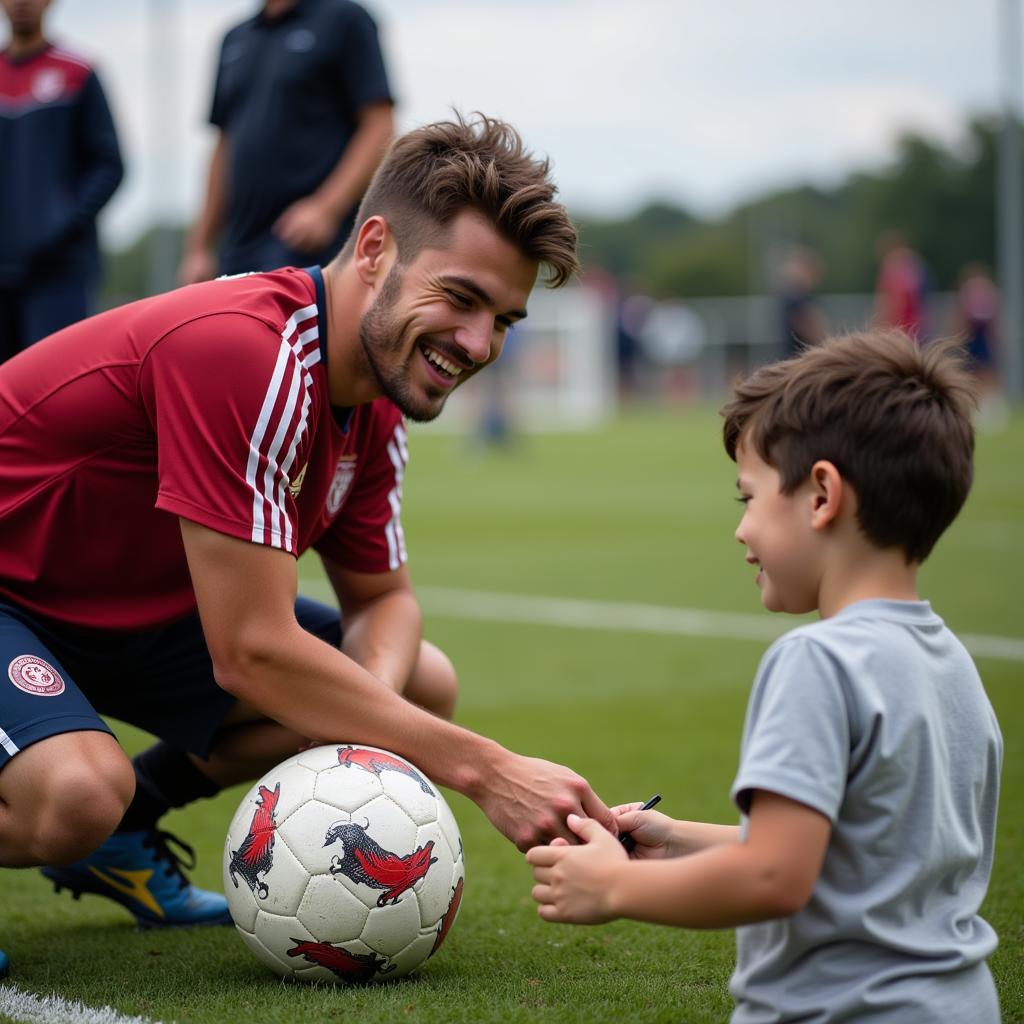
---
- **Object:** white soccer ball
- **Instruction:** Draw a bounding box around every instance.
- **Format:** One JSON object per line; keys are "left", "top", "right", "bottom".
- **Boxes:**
{"left": 223, "top": 743, "right": 465, "bottom": 984}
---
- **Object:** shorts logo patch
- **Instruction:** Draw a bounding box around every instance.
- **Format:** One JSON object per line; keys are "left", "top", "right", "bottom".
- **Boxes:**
{"left": 8, "top": 655, "right": 65, "bottom": 697}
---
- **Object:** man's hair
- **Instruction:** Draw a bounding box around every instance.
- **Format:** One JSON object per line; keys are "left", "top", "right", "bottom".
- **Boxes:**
{"left": 342, "top": 112, "right": 579, "bottom": 286}
{"left": 721, "top": 330, "right": 977, "bottom": 563}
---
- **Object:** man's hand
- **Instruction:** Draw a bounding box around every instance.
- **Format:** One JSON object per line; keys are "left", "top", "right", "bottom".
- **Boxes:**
{"left": 526, "top": 814, "right": 627, "bottom": 924}
{"left": 474, "top": 754, "right": 615, "bottom": 852}
{"left": 273, "top": 195, "right": 340, "bottom": 253}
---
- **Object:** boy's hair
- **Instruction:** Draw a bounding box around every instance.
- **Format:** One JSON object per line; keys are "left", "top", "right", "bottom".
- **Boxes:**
{"left": 340, "top": 112, "right": 579, "bottom": 287}
{"left": 721, "top": 330, "right": 977, "bottom": 563}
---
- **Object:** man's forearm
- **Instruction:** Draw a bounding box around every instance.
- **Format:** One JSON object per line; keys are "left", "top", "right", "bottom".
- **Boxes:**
{"left": 212, "top": 617, "right": 497, "bottom": 798}
{"left": 340, "top": 587, "right": 422, "bottom": 692}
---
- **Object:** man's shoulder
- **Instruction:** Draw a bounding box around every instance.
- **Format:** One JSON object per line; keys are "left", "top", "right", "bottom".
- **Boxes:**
{"left": 311, "top": 0, "right": 379, "bottom": 28}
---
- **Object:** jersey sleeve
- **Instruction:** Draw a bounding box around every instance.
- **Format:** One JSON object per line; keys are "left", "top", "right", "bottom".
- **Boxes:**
{"left": 315, "top": 403, "right": 408, "bottom": 573}
{"left": 731, "top": 634, "right": 852, "bottom": 823}
{"left": 140, "top": 312, "right": 316, "bottom": 555}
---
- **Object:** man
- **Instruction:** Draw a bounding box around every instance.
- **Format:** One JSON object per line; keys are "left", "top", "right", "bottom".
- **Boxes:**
{"left": 179, "top": 0, "right": 394, "bottom": 283}
{"left": 0, "top": 115, "right": 613, "bottom": 971}
{"left": 0, "top": 0, "right": 124, "bottom": 362}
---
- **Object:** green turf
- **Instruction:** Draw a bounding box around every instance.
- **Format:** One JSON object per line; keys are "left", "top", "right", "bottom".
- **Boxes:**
{"left": 2, "top": 405, "right": 1021, "bottom": 1024}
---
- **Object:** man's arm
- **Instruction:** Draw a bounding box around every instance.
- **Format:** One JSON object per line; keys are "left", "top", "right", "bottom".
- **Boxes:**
{"left": 180, "top": 518, "right": 614, "bottom": 850}
{"left": 528, "top": 790, "right": 830, "bottom": 927}
{"left": 178, "top": 131, "right": 229, "bottom": 284}
{"left": 321, "top": 555, "right": 421, "bottom": 693}
{"left": 272, "top": 102, "right": 394, "bottom": 254}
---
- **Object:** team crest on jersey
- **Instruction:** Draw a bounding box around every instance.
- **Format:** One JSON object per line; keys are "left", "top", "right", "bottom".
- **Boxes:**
{"left": 32, "top": 68, "right": 65, "bottom": 103}
{"left": 288, "top": 463, "right": 308, "bottom": 499}
{"left": 326, "top": 457, "right": 357, "bottom": 516}
{"left": 8, "top": 655, "right": 65, "bottom": 697}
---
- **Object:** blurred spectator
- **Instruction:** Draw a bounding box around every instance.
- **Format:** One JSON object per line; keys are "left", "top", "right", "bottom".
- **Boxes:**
{"left": 616, "top": 290, "right": 655, "bottom": 399}
{"left": 952, "top": 262, "right": 1006, "bottom": 429}
{"left": 873, "top": 231, "right": 930, "bottom": 340}
{"left": 0, "top": 0, "right": 123, "bottom": 363}
{"left": 777, "top": 244, "right": 828, "bottom": 357}
{"left": 179, "top": 0, "right": 394, "bottom": 283}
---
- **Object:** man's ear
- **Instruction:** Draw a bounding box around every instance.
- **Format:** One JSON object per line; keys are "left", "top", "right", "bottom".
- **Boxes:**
{"left": 352, "top": 215, "right": 395, "bottom": 286}
{"left": 809, "top": 460, "right": 843, "bottom": 530}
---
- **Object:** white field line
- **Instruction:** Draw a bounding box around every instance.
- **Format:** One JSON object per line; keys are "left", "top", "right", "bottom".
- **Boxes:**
{"left": 0, "top": 986, "right": 165, "bottom": 1024}
{"left": 302, "top": 581, "right": 1024, "bottom": 664}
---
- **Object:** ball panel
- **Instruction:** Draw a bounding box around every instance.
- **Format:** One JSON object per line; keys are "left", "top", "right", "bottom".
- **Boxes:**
{"left": 359, "top": 892, "right": 422, "bottom": 957}
{"left": 297, "top": 874, "right": 369, "bottom": 940}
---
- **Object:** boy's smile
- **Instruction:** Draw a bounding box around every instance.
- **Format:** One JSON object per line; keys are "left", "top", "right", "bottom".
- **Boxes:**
{"left": 734, "top": 441, "right": 821, "bottom": 615}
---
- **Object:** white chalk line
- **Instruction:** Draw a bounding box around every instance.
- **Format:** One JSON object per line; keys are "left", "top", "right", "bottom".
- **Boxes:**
{"left": 302, "top": 580, "right": 1024, "bottom": 664}
{"left": 0, "top": 985, "right": 165, "bottom": 1024}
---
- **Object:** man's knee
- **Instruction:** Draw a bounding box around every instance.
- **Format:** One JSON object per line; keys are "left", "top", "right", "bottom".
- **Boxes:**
{"left": 10, "top": 741, "right": 135, "bottom": 865}
{"left": 409, "top": 640, "right": 458, "bottom": 721}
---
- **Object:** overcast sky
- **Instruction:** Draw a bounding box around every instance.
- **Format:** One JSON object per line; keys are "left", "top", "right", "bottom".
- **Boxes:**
{"left": 33, "top": 0, "right": 1018, "bottom": 247}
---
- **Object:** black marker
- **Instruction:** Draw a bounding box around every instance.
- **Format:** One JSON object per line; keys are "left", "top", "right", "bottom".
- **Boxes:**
{"left": 619, "top": 794, "right": 662, "bottom": 853}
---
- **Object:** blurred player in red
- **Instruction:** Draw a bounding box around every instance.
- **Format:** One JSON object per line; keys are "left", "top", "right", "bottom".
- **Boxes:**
{"left": 0, "top": 115, "right": 613, "bottom": 975}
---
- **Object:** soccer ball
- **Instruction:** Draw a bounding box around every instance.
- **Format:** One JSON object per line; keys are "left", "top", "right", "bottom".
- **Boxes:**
{"left": 223, "top": 743, "right": 465, "bottom": 984}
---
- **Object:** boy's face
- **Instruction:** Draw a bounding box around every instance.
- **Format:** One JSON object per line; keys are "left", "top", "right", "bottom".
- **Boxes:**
{"left": 734, "top": 440, "right": 821, "bottom": 615}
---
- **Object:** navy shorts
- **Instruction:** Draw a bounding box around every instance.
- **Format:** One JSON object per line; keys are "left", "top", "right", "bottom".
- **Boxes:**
{"left": 0, "top": 597, "right": 341, "bottom": 767}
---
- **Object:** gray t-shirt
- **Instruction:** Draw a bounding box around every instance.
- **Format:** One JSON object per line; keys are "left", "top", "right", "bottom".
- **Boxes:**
{"left": 729, "top": 600, "right": 1002, "bottom": 1024}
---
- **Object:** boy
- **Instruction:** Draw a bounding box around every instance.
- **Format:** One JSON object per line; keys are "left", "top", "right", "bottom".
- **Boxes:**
{"left": 527, "top": 330, "right": 1003, "bottom": 1022}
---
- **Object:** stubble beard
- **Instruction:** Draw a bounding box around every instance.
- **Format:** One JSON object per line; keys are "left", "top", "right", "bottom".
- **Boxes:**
{"left": 357, "top": 268, "right": 450, "bottom": 423}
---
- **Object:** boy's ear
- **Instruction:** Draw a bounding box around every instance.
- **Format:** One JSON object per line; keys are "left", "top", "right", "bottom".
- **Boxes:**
{"left": 353, "top": 215, "right": 396, "bottom": 286}
{"left": 808, "top": 459, "right": 843, "bottom": 530}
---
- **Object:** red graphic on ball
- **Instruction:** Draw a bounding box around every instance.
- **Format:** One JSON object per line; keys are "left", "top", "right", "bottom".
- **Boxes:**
{"left": 228, "top": 782, "right": 280, "bottom": 899}
{"left": 336, "top": 745, "right": 434, "bottom": 794}
{"left": 8, "top": 655, "right": 65, "bottom": 696}
{"left": 324, "top": 820, "right": 436, "bottom": 905}
{"left": 286, "top": 939, "right": 394, "bottom": 982}
{"left": 430, "top": 875, "right": 464, "bottom": 957}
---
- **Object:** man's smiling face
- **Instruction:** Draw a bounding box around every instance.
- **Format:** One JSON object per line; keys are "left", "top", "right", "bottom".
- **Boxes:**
{"left": 357, "top": 209, "right": 537, "bottom": 423}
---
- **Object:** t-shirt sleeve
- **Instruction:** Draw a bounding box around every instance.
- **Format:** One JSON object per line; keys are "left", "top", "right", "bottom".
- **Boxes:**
{"left": 315, "top": 404, "right": 407, "bottom": 573}
{"left": 140, "top": 312, "right": 315, "bottom": 555}
{"left": 333, "top": 4, "right": 394, "bottom": 110}
{"left": 731, "top": 635, "right": 851, "bottom": 823}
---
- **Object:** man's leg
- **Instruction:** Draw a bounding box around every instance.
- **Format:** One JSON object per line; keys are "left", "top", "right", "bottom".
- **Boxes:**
{"left": 0, "top": 732, "right": 134, "bottom": 867}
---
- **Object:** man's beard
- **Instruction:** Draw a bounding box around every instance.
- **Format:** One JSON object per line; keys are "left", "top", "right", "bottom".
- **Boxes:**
{"left": 357, "top": 267, "right": 450, "bottom": 423}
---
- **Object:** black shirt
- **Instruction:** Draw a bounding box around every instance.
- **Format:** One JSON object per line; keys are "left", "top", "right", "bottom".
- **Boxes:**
{"left": 210, "top": 0, "right": 392, "bottom": 271}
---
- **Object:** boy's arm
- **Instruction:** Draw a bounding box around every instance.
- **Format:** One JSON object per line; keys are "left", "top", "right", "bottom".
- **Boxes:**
{"left": 528, "top": 790, "right": 829, "bottom": 927}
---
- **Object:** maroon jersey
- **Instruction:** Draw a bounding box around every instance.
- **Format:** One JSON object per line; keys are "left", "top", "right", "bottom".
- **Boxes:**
{"left": 0, "top": 268, "right": 407, "bottom": 630}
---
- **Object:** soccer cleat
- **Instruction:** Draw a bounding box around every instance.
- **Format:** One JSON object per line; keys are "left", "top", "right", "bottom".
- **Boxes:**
{"left": 40, "top": 829, "right": 232, "bottom": 928}
{"left": 0, "top": 947, "right": 8, "bottom": 979}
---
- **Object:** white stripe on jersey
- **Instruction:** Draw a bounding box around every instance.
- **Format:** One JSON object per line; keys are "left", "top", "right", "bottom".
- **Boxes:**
{"left": 384, "top": 424, "right": 409, "bottom": 570}
{"left": 0, "top": 725, "right": 19, "bottom": 757}
{"left": 244, "top": 303, "right": 320, "bottom": 548}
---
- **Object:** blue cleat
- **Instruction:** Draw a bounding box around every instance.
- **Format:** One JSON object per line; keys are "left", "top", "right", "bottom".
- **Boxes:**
{"left": 0, "top": 947, "right": 8, "bottom": 979}
{"left": 40, "top": 829, "right": 231, "bottom": 928}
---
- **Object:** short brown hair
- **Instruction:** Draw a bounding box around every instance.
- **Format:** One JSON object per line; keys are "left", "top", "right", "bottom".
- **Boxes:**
{"left": 721, "top": 330, "right": 977, "bottom": 563}
{"left": 342, "top": 112, "right": 579, "bottom": 287}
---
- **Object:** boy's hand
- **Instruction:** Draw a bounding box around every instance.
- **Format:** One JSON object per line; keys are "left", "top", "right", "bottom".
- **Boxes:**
{"left": 526, "top": 813, "right": 628, "bottom": 924}
{"left": 612, "top": 803, "right": 675, "bottom": 859}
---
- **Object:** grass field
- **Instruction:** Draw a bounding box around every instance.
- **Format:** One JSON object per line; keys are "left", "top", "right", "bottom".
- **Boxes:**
{"left": 2, "top": 404, "right": 1022, "bottom": 1024}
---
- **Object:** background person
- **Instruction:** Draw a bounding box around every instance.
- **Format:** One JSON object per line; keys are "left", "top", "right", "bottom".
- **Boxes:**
{"left": 527, "top": 331, "right": 1002, "bottom": 1024}
{"left": 0, "top": 0, "right": 123, "bottom": 363}
{"left": 0, "top": 116, "right": 614, "bottom": 969}
{"left": 178, "top": 0, "right": 394, "bottom": 284}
